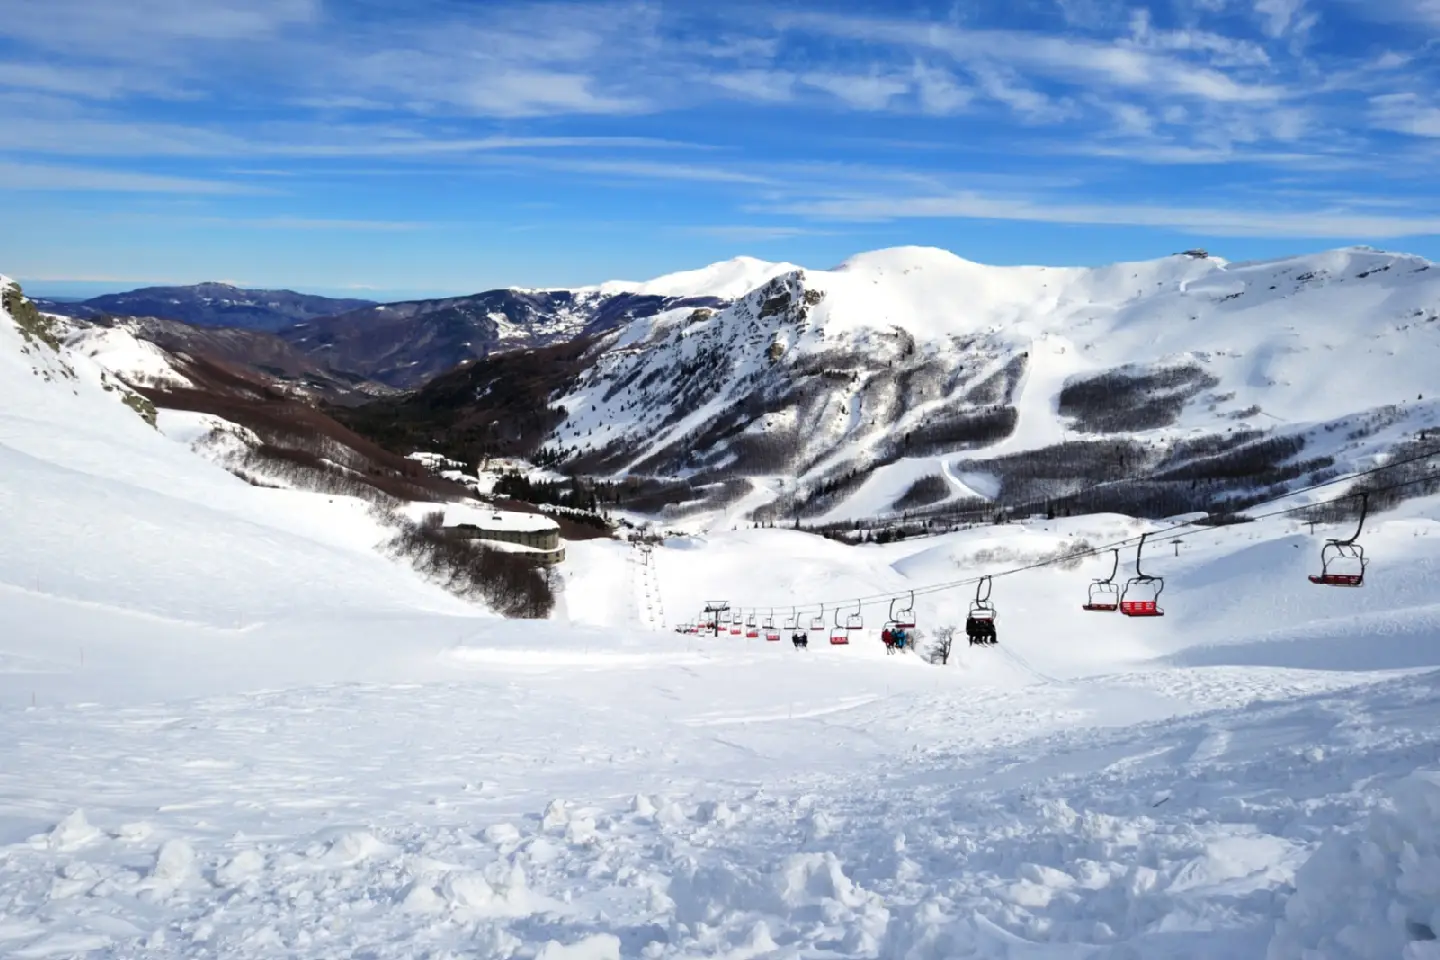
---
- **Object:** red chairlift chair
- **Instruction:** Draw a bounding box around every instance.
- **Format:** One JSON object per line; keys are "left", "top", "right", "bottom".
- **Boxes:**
{"left": 1309, "top": 493, "right": 1369, "bottom": 587}
{"left": 888, "top": 591, "right": 917, "bottom": 630}
{"left": 1120, "top": 533, "right": 1165, "bottom": 618}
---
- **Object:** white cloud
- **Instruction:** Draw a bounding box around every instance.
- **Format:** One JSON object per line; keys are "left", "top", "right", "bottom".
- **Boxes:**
{"left": 911, "top": 63, "right": 973, "bottom": 115}
{"left": 1333, "top": 0, "right": 1440, "bottom": 27}
{"left": 683, "top": 225, "right": 840, "bottom": 241}
{"left": 774, "top": 189, "right": 1440, "bottom": 238}
{"left": 710, "top": 70, "right": 797, "bottom": 103}
{"left": 780, "top": 12, "right": 1287, "bottom": 104}
{"left": 0, "top": 160, "right": 268, "bottom": 194}
{"left": 799, "top": 72, "right": 911, "bottom": 111}
{"left": 1253, "top": 0, "right": 1308, "bottom": 37}
{"left": 1370, "top": 93, "right": 1440, "bottom": 137}
{"left": 1126, "top": 11, "right": 1271, "bottom": 68}
{"left": 514, "top": 157, "right": 777, "bottom": 185}
{"left": 969, "top": 64, "right": 1073, "bottom": 123}
{"left": 0, "top": 0, "right": 317, "bottom": 52}
{"left": 0, "top": 108, "right": 692, "bottom": 158}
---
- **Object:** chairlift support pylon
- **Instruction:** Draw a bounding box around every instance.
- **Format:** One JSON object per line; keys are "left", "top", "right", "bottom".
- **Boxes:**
{"left": 1309, "top": 493, "right": 1369, "bottom": 587}
{"left": 703, "top": 600, "right": 730, "bottom": 637}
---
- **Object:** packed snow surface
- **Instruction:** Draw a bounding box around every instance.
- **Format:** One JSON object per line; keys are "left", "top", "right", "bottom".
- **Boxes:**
{"left": 4, "top": 275, "right": 1440, "bottom": 958}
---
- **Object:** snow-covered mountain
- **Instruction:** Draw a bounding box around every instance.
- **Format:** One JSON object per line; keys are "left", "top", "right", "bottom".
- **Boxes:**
{"left": 356, "top": 245, "right": 1440, "bottom": 524}
{"left": 277, "top": 257, "right": 797, "bottom": 387}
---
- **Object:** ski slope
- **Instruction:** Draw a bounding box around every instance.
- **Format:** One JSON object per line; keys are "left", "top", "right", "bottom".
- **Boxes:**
{"left": 4, "top": 279, "right": 1440, "bottom": 958}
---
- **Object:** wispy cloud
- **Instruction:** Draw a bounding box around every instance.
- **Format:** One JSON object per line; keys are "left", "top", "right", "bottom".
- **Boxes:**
{"left": 773, "top": 190, "right": 1440, "bottom": 238}
{"left": 194, "top": 216, "right": 431, "bottom": 231}
{"left": 513, "top": 157, "right": 777, "bottom": 185}
{"left": 682, "top": 225, "right": 843, "bottom": 241}
{"left": 1370, "top": 93, "right": 1440, "bottom": 138}
{"left": 0, "top": 160, "right": 267, "bottom": 194}
{"left": 0, "top": 0, "right": 318, "bottom": 52}
{"left": 778, "top": 11, "right": 1288, "bottom": 104}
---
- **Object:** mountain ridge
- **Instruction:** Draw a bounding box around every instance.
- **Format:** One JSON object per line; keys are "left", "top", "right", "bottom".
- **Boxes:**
{"left": 36, "top": 282, "right": 378, "bottom": 332}
{"left": 338, "top": 243, "right": 1440, "bottom": 526}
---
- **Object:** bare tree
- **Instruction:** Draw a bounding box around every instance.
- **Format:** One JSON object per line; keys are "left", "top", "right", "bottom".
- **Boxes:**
{"left": 930, "top": 625, "right": 956, "bottom": 666}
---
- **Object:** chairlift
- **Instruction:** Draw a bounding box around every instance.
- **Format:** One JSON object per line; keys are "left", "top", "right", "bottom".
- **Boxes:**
{"left": 888, "top": 591, "right": 917, "bottom": 630}
{"left": 830, "top": 605, "right": 850, "bottom": 645}
{"left": 729, "top": 608, "right": 742, "bottom": 635}
{"left": 783, "top": 607, "right": 799, "bottom": 632}
{"left": 966, "top": 576, "right": 998, "bottom": 645}
{"left": 745, "top": 610, "right": 760, "bottom": 639}
{"left": 1120, "top": 533, "right": 1165, "bottom": 617}
{"left": 1310, "top": 493, "right": 1369, "bottom": 587}
{"left": 809, "top": 605, "right": 826, "bottom": 633}
{"left": 703, "top": 601, "right": 729, "bottom": 637}
{"left": 763, "top": 608, "right": 780, "bottom": 642}
{"left": 1083, "top": 549, "right": 1121, "bottom": 612}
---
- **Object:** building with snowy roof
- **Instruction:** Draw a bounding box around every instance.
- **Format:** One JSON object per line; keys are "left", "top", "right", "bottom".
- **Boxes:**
{"left": 441, "top": 504, "right": 565, "bottom": 565}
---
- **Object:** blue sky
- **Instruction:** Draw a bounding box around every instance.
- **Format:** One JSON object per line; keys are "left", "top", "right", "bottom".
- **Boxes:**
{"left": 4, "top": 0, "right": 1440, "bottom": 299}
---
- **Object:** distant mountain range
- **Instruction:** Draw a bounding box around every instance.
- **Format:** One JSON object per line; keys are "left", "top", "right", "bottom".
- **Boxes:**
{"left": 339, "top": 245, "right": 1440, "bottom": 525}
{"left": 35, "top": 282, "right": 378, "bottom": 332}
{"left": 35, "top": 260, "right": 797, "bottom": 389}
{"left": 28, "top": 248, "right": 1440, "bottom": 531}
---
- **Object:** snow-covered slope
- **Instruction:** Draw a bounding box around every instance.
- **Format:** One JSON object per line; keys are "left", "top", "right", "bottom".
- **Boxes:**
{"left": 594, "top": 255, "right": 800, "bottom": 299}
{"left": 5, "top": 273, "right": 1440, "bottom": 959}
{"left": 536, "top": 245, "right": 1440, "bottom": 524}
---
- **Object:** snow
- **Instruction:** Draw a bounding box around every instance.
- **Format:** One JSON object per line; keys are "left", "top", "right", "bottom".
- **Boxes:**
{"left": 425, "top": 501, "right": 561, "bottom": 534}
{"left": 1270, "top": 770, "right": 1440, "bottom": 959}
{"left": 4, "top": 276, "right": 1440, "bottom": 958}
{"left": 64, "top": 322, "right": 192, "bottom": 388}
{"left": 594, "top": 255, "right": 800, "bottom": 300}
{"left": 550, "top": 244, "right": 1440, "bottom": 526}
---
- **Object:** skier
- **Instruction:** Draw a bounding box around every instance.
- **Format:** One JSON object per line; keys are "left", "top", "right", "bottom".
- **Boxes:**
{"left": 892, "top": 627, "right": 908, "bottom": 650}
{"left": 792, "top": 630, "right": 808, "bottom": 650}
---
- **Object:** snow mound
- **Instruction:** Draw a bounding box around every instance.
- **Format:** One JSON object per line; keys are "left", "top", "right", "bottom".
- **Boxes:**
{"left": 44, "top": 809, "right": 101, "bottom": 851}
{"left": 1270, "top": 769, "right": 1440, "bottom": 959}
